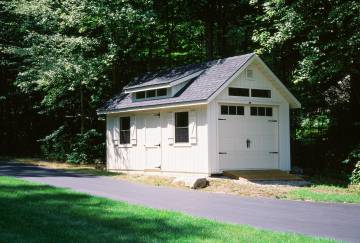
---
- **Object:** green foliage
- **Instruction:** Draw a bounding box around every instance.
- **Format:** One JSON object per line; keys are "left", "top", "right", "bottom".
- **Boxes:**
{"left": 296, "top": 113, "right": 330, "bottom": 141}
{"left": 39, "top": 127, "right": 104, "bottom": 164}
{"left": 350, "top": 162, "right": 360, "bottom": 185}
{"left": 38, "top": 126, "right": 69, "bottom": 161}
{"left": 343, "top": 145, "right": 360, "bottom": 184}
{"left": 66, "top": 129, "right": 104, "bottom": 164}
{"left": 1, "top": 0, "right": 360, "bottom": 177}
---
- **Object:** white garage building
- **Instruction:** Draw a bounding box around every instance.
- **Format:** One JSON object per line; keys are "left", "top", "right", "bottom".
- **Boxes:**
{"left": 97, "top": 53, "right": 301, "bottom": 176}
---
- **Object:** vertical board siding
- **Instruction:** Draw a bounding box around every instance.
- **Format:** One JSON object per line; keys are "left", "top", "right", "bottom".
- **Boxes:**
{"left": 210, "top": 64, "right": 291, "bottom": 173}
{"left": 106, "top": 106, "right": 209, "bottom": 174}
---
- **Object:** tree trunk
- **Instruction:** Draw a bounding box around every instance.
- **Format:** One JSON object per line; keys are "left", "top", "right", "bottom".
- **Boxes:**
{"left": 80, "top": 83, "right": 84, "bottom": 134}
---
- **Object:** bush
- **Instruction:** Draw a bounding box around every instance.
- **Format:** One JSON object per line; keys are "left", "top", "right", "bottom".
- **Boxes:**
{"left": 350, "top": 162, "right": 360, "bottom": 185}
{"left": 39, "top": 126, "right": 105, "bottom": 164}
{"left": 66, "top": 129, "right": 105, "bottom": 164}
{"left": 343, "top": 144, "right": 360, "bottom": 184}
{"left": 38, "top": 126, "right": 69, "bottom": 161}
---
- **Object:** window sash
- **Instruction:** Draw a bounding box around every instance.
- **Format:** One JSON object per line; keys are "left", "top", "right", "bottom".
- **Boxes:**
{"left": 250, "top": 107, "right": 273, "bottom": 117}
{"left": 119, "top": 117, "right": 130, "bottom": 144}
{"left": 175, "top": 112, "right": 189, "bottom": 143}
{"left": 251, "top": 89, "right": 271, "bottom": 98}
{"left": 229, "top": 87, "right": 249, "bottom": 97}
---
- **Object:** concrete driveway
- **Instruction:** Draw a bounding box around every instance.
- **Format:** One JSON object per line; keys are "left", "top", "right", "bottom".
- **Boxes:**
{"left": 1, "top": 161, "right": 360, "bottom": 242}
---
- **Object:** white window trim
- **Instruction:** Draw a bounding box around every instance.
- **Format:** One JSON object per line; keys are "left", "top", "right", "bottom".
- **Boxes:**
{"left": 246, "top": 69, "right": 254, "bottom": 80}
{"left": 174, "top": 111, "right": 190, "bottom": 145}
{"left": 133, "top": 88, "right": 170, "bottom": 102}
{"left": 118, "top": 116, "right": 132, "bottom": 148}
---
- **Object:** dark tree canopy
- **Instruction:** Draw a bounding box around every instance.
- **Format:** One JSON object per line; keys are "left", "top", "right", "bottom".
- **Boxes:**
{"left": 0, "top": 0, "right": 359, "bottom": 177}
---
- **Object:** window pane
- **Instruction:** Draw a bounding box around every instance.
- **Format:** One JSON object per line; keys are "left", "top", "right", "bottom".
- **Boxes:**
{"left": 237, "top": 106, "right": 244, "bottom": 115}
{"left": 229, "top": 106, "right": 237, "bottom": 115}
{"left": 175, "top": 128, "right": 189, "bottom": 143}
{"left": 120, "top": 117, "right": 130, "bottom": 130}
{"left": 251, "top": 89, "right": 271, "bottom": 98}
{"left": 229, "top": 87, "right": 249, "bottom": 97}
{"left": 157, "top": 88, "right": 167, "bottom": 97}
{"left": 135, "top": 91, "right": 145, "bottom": 99}
{"left": 175, "top": 112, "right": 188, "bottom": 127}
{"left": 266, "top": 107, "right": 273, "bottom": 117}
{"left": 146, "top": 90, "right": 156, "bottom": 98}
{"left": 221, "top": 105, "right": 228, "bottom": 115}
{"left": 258, "top": 107, "right": 265, "bottom": 116}
{"left": 120, "top": 131, "right": 130, "bottom": 144}
{"left": 250, "top": 107, "right": 257, "bottom": 116}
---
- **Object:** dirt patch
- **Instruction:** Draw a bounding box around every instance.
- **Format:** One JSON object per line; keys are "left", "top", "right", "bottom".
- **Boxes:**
{"left": 12, "top": 158, "right": 309, "bottom": 199}
{"left": 201, "top": 177, "right": 297, "bottom": 198}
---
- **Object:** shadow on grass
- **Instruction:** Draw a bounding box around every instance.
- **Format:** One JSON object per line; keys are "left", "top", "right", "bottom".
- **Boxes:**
{"left": 0, "top": 181, "right": 212, "bottom": 242}
{"left": 307, "top": 174, "right": 350, "bottom": 188}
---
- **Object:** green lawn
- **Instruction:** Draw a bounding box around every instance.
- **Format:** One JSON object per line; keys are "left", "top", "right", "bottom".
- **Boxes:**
{"left": 285, "top": 176, "right": 360, "bottom": 203}
{"left": 0, "top": 176, "right": 337, "bottom": 243}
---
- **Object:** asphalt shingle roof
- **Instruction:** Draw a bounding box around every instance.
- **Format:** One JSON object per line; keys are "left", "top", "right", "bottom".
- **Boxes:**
{"left": 98, "top": 53, "right": 254, "bottom": 113}
{"left": 124, "top": 62, "right": 210, "bottom": 90}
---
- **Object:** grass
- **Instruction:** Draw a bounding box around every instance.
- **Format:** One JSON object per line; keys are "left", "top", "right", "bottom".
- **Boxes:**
{"left": 3, "top": 157, "right": 360, "bottom": 204}
{"left": 0, "top": 176, "right": 338, "bottom": 243}
{"left": 285, "top": 177, "right": 360, "bottom": 203}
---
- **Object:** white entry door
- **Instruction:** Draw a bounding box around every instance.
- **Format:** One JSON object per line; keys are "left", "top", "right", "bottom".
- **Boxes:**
{"left": 218, "top": 105, "right": 278, "bottom": 170}
{"left": 145, "top": 113, "right": 162, "bottom": 169}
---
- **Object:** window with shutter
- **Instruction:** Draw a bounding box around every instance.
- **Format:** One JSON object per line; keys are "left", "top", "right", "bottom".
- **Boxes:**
{"left": 189, "top": 111, "right": 197, "bottom": 144}
{"left": 119, "top": 117, "right": 130, "bottom": 144}
{"left": 175, "top": 112, "right": 189, "bottom": 143}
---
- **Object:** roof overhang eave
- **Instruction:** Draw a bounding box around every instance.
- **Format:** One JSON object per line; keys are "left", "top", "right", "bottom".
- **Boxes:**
{"left": 96, "top": 100, "right": 208, "bottom": 115}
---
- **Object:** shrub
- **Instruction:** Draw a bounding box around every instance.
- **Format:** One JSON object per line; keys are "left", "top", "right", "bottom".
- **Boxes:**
{"left": 66, "top": 129, "right": 105, "bottom": 164}
{"left": 39, "top": 126, "right": 105, "bottom": 164}
{"left": 343, "top": 144, "right": 360, "bottom": 184}
{"left": 350, "top": 162, "right": 360, "bottom": 185}
{"left": 38, "top": 126, "right": 69, "bottom": 161}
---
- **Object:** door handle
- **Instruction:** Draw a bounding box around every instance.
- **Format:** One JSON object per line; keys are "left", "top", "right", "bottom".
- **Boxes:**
{"left": 246, "top": 139, "right": 251, "bottom": 148}
{"left": 269, "top": 152, "right": 278, "bottom": 154}
{"left": 219, "top": 152, "right": 227, "bottom": 154}
{"left": 155, "top": 144, "right": 161, "bottom": 147}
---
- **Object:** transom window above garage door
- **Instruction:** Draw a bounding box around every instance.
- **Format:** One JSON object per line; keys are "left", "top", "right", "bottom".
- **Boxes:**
{"left": 229, "top": 87, "right": 271, "bottom": 98}
{"left": 250, "top": 107, "right": 273, "bottom": 117}
{"left": 221, "top": 105, "right": 244, "bottom": 115}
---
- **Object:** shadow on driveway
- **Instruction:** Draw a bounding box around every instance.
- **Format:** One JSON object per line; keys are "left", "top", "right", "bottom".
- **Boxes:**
{"left": 0, "top": 161, "right": 97, "bottom": 178}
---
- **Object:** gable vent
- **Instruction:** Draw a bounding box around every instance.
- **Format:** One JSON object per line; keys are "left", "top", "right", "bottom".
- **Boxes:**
{"left": 246, "top": 69, "right": 254, "bottom": 79}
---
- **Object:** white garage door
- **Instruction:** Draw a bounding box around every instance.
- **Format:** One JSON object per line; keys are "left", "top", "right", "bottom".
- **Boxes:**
{"left": 218, "top": 105, "right": 279, "bottom": 170}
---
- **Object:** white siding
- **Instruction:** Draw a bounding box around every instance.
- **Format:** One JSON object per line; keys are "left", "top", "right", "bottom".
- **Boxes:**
{"left": 106, "top": 64, "right": 293, "bottom": 174}
{"left": 106, "top": 106, "right": 209, "bottom": 174}
{"left": 208, "top": 64, "right": 291, "bottom": 173}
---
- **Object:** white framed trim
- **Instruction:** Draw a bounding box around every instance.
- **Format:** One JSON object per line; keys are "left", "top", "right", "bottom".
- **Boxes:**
{"left": 98, "top": 101, "right": 207, "bottom": 114}
{"left": 124, "top": 84, "right": 171, "bottom": 93}
{"left": 132, "top": 88, "right": 170, "bottom": 102}
{"left": 173, "top": 143, "right": 192, "bottom": 147}
{"left": 207, "top": 54, "right": 301, "bottom": 108}
{"left": 252, "top": 55, "right": 301, "bottom": 108}
{"left": 207, "top": 55, "right": 255, "bottom": 103}
{"left": 246, "top": 68, "right": 255, "bottom": 80}
{"left": 216, "top": 98, "right": 283, "bottom": 106}
{"left": 118, "top": 115, "right": 132, "bottom": 148}
{"left": 174, "top": 111, "right": 191, "bottom": 145}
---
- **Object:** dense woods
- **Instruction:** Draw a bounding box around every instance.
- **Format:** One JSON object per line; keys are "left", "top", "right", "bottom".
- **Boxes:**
{"left": 1, "top": 0, "right": 359, "bottom": 181}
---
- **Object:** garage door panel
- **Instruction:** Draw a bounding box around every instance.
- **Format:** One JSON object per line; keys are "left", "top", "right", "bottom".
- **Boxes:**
{"left": 221, "top": 152, "right": 278, "bottom": 170}
{"left": 219, "top": 105, "right": 278, "bottom": 170}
